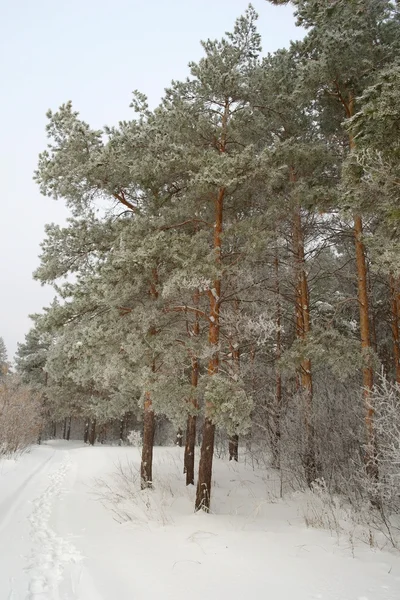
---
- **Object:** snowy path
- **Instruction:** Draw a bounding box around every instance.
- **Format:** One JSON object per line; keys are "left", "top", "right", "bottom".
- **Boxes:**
{"left": 1, "top": 441, "right": 400, "bottom": 600}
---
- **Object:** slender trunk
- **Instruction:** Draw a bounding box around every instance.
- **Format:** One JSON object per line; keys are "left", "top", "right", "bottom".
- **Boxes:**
{"left": 390, "top": 275, "right": 400, "bottom": 384}
{"left": 176, "top": 428, "right": 183, "bottom": 447}
{"left": 354, "top": 214, "right": 376, "bottom": 476}
{"left": 195, "top": 99, "right": 228, "bottom": 511}
{"left": 66, "top": 416, "right": 71, "bottom": 441}
{"left": 246, "top": 345, "right": 256, "bottom": 457}
{"left": 140, "top": 269, "right": 158, "bottom": 489}
{"left": 119, "top": 415, "right": 125, "bottom": 446}
{"left": 88, "top": 419, "right": 96, "bottom": 446}
{"left": 228, "top": 309, "right": 240, "bottom": 462}
{"left": 344, "top": 98, "right": 376, "bottom": 477}
{"left": 184, "top": 413, "right": 197, "bottom": 485}
{"left": 141, "top": 392, "right": 155, "bottom": 489}
{"left": 184, "top": 290, "right": 200, "bottom": 485}
{"left": 228, "top": 435, "right": 239, "bottom": 461}
{"left": 53, "top": 422, "right": 57, "bottom": 438}
{"left": 83, "top": 419, "right": 90, "bottom": 444}
{"left": 195, "top": 186, "right": 225, "bottom": 512}
{"left": 62, "top": 418, "right": 67, "bottom": 440}
{"left": 292, "top": 193, "right": 316, "bottom": 486}
{"left": 272, "top": 245, "right": 282, "bottom": 469}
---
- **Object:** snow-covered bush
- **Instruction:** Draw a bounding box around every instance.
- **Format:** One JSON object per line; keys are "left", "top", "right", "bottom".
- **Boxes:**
{"left": 127, "top": 430, "right": 142, "bottom": 447}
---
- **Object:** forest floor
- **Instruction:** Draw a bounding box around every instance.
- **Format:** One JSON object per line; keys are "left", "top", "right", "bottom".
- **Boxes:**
{"left": 0, "top": 441, "right": 400, "bottom": 600}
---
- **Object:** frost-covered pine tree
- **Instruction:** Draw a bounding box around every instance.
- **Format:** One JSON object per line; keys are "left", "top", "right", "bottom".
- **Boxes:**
{"left": 0, "top": 337, "right": 8, "bottom": 378}
{"left": 267, "top": 0, "right": 400, "bottom": 481}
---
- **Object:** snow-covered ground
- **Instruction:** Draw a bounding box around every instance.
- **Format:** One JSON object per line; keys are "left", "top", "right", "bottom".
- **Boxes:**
{"left": 1, "top": 441, "right": 400, "bottom": 599}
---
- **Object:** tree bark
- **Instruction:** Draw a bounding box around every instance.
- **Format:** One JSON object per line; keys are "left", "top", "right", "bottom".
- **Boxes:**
{"left": 343, "top": 94, "right": 376, "bottom": 479}
{"left": 390, "top": 275, "right": 400, "bottom": 384}
{"left": 140, "top": 269, "right": 158, "bottom": 489}
{"left": 354, "top": 214, "right": 376, "bottom": 478}
{"left": 119, "top": 415, "right": 125, "bottom": 446}
{"left": 184, "top": 291, "right": 200, "bottom": 486}
{"left": 195, "top": 98, "right": 228, "bottom": 512}
{"left": 272, "top": 244, "right": 282, "bottom": 469}
{"left": 195, "top": 185, "right": 225, "bottom": 511}
{"left": 66, "top": 416, "right": 71, "bottom": 441}
{"left": 88, "top": 419, "right": 96, "bottom": 446}
{"left": 176, "top": 428, "right": 183, "bottom": 447}
{"left": 83, "top": 419, "right": 90, "bottom": 444}
{"left": 292, "top": 194, "right": 316, "bottom": 487}
{"left": 228, "top": 308, "right": 240, "bottom": 463}
{"left": 141, "top": 392, "right": 155, "bottom": 489}
{"left": 63, "top": 418, "right": 67, "bottom": 440}
{"left": 229, "top": 435, "right": 239, "bottom": 461}
{"left": 184, "top": 414, "right": 197, "bottom": 485}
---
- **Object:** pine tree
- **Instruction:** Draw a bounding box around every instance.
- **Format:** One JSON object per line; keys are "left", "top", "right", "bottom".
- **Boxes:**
{"left": 0, "top": 337, "right": 8, "bottom": 377}
{"left": 267, "top": 0, "right": 400, "bottom": 482}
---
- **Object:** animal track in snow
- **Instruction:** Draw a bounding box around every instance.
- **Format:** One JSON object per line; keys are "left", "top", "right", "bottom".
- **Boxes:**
{"left": 26, "top": 453, "right": 82, "bottom": 599}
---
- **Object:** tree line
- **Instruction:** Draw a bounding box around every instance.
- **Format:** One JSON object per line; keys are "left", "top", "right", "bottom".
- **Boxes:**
{"left": 16, "top": 1, "right": 400, "bottom": 514}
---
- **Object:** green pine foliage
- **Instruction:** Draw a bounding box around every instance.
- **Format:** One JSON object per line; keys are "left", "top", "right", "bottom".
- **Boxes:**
{"left": 15, "top": 3, "right": 400, "bottom": 514}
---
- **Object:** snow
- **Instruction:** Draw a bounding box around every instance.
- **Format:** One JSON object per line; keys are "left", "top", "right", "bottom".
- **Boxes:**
{"left": 1, "top": 441, "right": 400, "bottom": 599}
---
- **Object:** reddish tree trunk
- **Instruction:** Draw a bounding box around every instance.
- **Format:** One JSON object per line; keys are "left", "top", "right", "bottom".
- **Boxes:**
{"left": 140, "top": 271, "right": 158, "bottom": 489}
{"left": 390, "top": 275, "right": 400, "bottom": 384}
{"left": 184, "top": 291, "right": 200, "bottom": 485}
{"left": 354, "top": 214, "right": 376, "bottom": 477}
{"left": 195, "top": 99, "right": 229, "bottom": 512}
{"left": 88, "top": 419, "right": 96, "bottom": 446}
{"left": 66, "top": 416, "right": 71, "bottom": 441}
{"left": 272, "top": 245, "right": 282, "bottom": 469}
{"left": 141, "top": 393, "right": 155, "bottom": 489}
{"left": 83, "top": 419, "right": 89, "bottom": 444}
{"left": 343, "top": 97, "right": 376, "bottom": 479}
{"left": 195, "top": 186, "right": 225, "bottom": 511}
{"left": 229, "top": 435, "right": 239, "bottom": 461}
{"left": 292, "top": 194, "right": 316, "bottom": 486}
{"left": 184, "top": 414, "right": 197, "bottom": 485}
{"left": 176, "top": 428, "right": 183, "bottom": 447}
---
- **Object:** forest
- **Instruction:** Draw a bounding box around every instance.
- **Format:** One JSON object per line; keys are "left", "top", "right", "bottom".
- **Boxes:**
{"left": 3, "top": 0, "right": 400, "bottom": 535}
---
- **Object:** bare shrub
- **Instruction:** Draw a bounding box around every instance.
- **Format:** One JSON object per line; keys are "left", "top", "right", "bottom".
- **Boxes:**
{"left": 0, "top": 376, "right": 42, "bottom": 455}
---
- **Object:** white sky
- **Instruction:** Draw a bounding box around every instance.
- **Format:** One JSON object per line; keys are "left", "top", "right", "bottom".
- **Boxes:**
{"left": 0, "top": 0, "right": 301, "bottom": 359}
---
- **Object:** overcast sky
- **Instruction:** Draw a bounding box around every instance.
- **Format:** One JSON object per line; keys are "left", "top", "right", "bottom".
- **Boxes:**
{"left": 0, "top": 0, "right": 301, "bottom": 359}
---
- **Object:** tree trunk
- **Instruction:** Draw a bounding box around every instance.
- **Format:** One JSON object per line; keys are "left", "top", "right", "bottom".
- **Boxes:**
{"left": 228, "top": 435, "right": 239, "bottom": 461}
{"left": 272, "top": 244, "right": 282, "bottom": 469}
{"left": 195, "top": 186, "right": 225, "bottom": 512}
{"left": 141, "top": 393, "right": 155, "bottom": 489}
{"left": 390, "top": 275, "right": 400, "bottom": 384}
{"left": 62, "top": 418, "right": 67, "bottom": 440}
{"left": 228, "top": 310, "right": 240, "bottom": 463}
{"left": 184, "top": 291, "right": 200, "bottom": 486}
{"left": 343, "top": 96, "right": 376, "bottom": 479}
{"left": 293, "top": 196, "right": 316, "bottom": 487}
{"left": 354, "top": 214, "right": 376, "bottom": 478}
{"left": 184, "top": 414, "right": 197, "bottom": 485}
{"left": 66, "top": 416, "right": 71, "bottom": 441}
{"left": 140, "top": 269, "right": 159, "bottom": 489}
{"left": 119, "top": 415, "right": 125, "bottom": 446}
{"left": 176, "top": 428, "right": 183, "bottom": 447}
{"left": 195, "top": 99, "right": 228, "bottom": 512}
{"left": 53, "top": 422, "right": 57, "bottom": 438}
{"left": 88, "top": 419, "right": 96, "bottom": 446}
{"left": 196, "top": 418, "right": 216, "bottom": 510}
{"left": 83, "top": 419, "right": 90, "bottom": 444}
